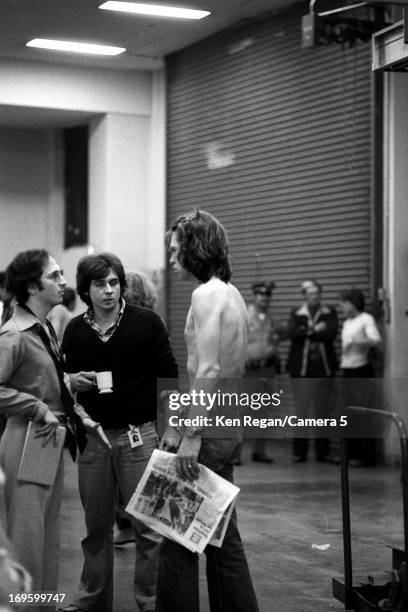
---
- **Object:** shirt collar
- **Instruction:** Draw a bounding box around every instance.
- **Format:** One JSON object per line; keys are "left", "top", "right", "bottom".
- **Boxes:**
{"left": 84, "top": 298, "right": 126, "bottom": 327}
{"left": 5, "top": 304, "right": 41, "bottom": 332}
{"left": 296, "top": 302, "right": 330, "bottom": 317}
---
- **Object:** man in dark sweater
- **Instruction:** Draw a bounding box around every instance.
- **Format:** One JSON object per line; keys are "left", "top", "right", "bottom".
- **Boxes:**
{"left": 59, "top": 253, "right": 178, "bottom": 612}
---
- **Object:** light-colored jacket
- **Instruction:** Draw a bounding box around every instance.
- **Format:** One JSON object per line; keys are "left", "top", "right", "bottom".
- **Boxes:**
{"left": 0, "top": 305, "right": 63, "bottom": 421}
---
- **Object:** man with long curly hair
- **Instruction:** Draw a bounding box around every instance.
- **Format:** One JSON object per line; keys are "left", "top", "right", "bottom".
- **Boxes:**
{"left": 157, "top": 210, "right": 259, "bottom": 612}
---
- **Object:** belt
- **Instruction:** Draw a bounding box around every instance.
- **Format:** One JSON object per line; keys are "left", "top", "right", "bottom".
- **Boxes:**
{"left": 103, "top": 421, "right": 155, "bottom": 431}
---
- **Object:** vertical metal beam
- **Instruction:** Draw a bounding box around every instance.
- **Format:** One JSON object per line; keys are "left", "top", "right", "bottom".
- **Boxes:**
{"left": 370, "top": 44, "right": 384, "bottom": 321}
{"left": 340, "top": 439, "right": 353, "bottom": 610}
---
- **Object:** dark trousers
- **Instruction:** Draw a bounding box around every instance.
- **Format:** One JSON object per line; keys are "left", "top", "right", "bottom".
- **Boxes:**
{"left": 156, "top": 442, "right": 259, "bottom": 612}
{"left": 343, "top": 363, "right": 377, "bottom": 466}
{"left": 244, "top": 366, "right": 276, "bottom": 458}
{"left": 291, "top": 377, "right": 335, "bottom": 460}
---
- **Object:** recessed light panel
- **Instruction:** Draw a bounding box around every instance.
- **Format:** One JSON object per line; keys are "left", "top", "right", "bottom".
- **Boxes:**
{"left": 99, "top": 2, "right": 210, "bottom": 20}
{"left": 26, "top": 39, "right": 126, "bottom": 56}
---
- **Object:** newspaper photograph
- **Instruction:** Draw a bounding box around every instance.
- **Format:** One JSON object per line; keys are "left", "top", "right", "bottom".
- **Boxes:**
{"left": 126, "top": 449, "right": 240, "bottom": 553}
{"left": 209, "top": 499, "right": 236, "bottom": 548}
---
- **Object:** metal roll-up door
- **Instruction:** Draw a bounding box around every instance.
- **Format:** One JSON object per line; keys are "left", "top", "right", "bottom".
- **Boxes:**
{"left": 166, "top": 5, "right": 372, "bottom": 374}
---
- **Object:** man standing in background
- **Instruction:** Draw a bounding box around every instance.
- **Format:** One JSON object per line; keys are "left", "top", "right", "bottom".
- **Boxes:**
{"left": 287, "top": 280, "right": 338, "bottom": 463}
{"left": 245, "top": 280, "right": 283, "bottom": 464}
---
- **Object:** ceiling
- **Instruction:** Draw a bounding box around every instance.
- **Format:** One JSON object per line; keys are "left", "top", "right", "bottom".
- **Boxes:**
{"left": 0, "top": 0, "right": 300, "bottom": 128}
{"left": 0, "top": 0, "right": 296, "bottom": 72}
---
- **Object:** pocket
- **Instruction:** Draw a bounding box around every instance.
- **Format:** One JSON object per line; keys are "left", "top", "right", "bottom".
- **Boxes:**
{"left": 140, "top": 424, "right": 159, "bottom": 452}
{"left": 78, "top": 439, "right": 98, "bottom": 464}
{"left": 199, "top": 438, "right": 241, "bottom": 472}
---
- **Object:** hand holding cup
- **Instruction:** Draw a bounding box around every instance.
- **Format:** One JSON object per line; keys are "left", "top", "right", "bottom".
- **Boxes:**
{"left": 96, "top": 371, "right": 113, "bottom": 394}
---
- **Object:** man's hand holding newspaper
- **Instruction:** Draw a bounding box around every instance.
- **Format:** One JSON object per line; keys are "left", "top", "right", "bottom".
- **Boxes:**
{"left": 126, "top": 449, "right": 239, "bottom": 553}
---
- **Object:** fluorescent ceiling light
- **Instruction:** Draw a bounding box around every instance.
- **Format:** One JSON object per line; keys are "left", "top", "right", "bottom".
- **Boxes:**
{"left": 99, "top": 2, "right": 210, "bottom": 20}
{"left": 26, "top": 39, "right": 126, "bottom": 56}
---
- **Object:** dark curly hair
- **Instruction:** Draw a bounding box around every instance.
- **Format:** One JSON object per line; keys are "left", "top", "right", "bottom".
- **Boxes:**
{"left": 167, "top": 210, "right": 232, "bottom": 283}
{"left": 341, "top": 288, "right": 365, "bottom": 313}
{"left": 76, "top": 252, "right": 126, "bottom": 306}
{"left": 5, "top": 249, "right": 50, "bottom": 304}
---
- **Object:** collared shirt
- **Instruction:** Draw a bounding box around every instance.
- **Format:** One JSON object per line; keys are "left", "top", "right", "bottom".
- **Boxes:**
{"left": 83, "top": 298, "right": 125, "bottom": 343}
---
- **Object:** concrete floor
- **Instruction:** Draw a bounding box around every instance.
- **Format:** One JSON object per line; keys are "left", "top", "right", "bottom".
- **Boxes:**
{"left": 59, "top": 440, "right": 404, "bottom": 612}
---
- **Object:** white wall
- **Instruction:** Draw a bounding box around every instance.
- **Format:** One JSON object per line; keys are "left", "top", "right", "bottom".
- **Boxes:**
{"left": 89, "top": 113, "right": 150, "bottom": 270}
{"left": 0, "top": 128, "right": 60, "bottom": 269}
{"left": 147, "top": 69, "right": 167, "bottom": 271}
{"left": 1, "top": 58, "right": 151, "bottom": 116}
{"left": 0, "top": 127, "right": 89, "bottom": 289}
{"left": 88, "top": 68, "right": 166, "bottom": 273}
{"left": 383, "top": 73, "right": 408, "bottom": 459}
{"left": 0, "top": 59, "right": 167, "bottom": 304}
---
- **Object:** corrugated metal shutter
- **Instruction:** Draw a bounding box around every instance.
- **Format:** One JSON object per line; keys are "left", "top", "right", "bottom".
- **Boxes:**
{"left": 166, "top": 5, "right": 372, "bottom": 375}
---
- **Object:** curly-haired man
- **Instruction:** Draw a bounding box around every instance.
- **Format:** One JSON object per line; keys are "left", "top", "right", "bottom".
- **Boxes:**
{"left": 158, "top": 210, "right": 259, "bottom": 612}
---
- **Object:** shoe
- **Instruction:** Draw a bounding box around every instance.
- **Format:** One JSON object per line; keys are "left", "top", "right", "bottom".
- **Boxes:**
{"left": 293, "top": 456, "right": 307, "bottom": 463}
{"left": 114, "top": 527, "right": 135, "bottom": 546}
{"left": 252, "top": 453, "right": 273, "bottom": 464}
{"left": 57, "top": 605, "right": 85, "bottom": 612}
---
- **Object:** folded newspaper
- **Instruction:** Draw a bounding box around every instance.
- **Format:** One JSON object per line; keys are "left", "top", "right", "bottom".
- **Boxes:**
{"left": 126, "top": 449, "right": 240, "bottom": 553}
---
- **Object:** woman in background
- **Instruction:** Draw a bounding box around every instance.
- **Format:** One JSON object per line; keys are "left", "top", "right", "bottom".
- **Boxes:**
{"left": 125, "top": 270, "right": 158, "bottom": 310}
{"left": 340, "top": 288, "right": 381, "bottom": 466}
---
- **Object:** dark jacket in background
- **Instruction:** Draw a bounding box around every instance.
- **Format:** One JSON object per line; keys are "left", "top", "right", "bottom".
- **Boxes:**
{"left": 286, "top": 303, "right": 338, "bottom": 377}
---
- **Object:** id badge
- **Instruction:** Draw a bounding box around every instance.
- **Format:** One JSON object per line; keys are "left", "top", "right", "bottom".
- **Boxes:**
{"left": 127, "top": 425, "right": 143, "bottom": 448}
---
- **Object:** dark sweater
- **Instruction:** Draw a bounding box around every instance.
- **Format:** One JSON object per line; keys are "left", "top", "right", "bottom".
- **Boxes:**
{"left": 62, "top": 304, "right": 178, "bottom": 429}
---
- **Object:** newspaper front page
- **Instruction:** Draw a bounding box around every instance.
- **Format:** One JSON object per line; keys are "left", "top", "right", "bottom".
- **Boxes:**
{"left": 126, "top": 449, "right": 240, "bottom": 553}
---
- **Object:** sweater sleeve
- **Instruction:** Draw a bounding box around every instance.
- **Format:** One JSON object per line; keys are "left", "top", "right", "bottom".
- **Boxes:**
{"left": 61, "top": 318, "right": 77, "bottom": 373}
{"left": 152, "top": 314, "right": 179, "bottom": 382}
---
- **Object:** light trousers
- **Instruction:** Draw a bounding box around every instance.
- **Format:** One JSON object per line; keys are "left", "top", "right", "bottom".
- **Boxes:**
{"left": 0, "top": 416, "right": 64, "bottom": 612}
{"left": 73, "top": 423, "right": 161, "bottom": 612}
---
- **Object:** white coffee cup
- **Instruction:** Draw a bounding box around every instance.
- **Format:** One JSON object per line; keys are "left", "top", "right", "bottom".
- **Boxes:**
{"left": 96, "top": 371, "right": 113, "bottom": 394}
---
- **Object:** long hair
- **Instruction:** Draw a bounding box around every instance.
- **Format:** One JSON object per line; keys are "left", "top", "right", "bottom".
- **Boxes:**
{"left": 5, "top": 249, "right": 49, "bottom": 304}
{"left": 76, "top": 252, "right": 126, "bottom": 306}
{"left": 168, "top": 209, "right": 232, "bottom": 283}
{"left": 125, "top": 271, "right": 158, "bottom": 309}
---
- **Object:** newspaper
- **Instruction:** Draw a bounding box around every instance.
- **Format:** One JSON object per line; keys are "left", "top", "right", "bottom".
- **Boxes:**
{"left": 209, "top": 498, "right": 236, "bottom": 547}
{"left": 126, "top": 449, "right": 240, "bottom": 553}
